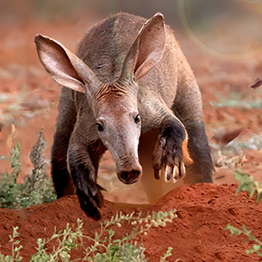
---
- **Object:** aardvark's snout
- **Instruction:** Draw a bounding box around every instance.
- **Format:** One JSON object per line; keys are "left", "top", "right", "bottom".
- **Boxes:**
{"left": 117, "top": 158, "right": 142, "bottom": 184}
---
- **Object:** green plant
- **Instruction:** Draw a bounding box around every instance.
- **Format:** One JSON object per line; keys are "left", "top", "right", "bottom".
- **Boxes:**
{"left": 0, "top": 210, "right": 178, "bottom": 262}
{"left": 0, "top": 226, "right": 23, "bottom": 262}
{"left": 23, "top": 128, "right": 56, "bottom": 206}
{"left": 0, "top": 139, "right": 56, "bottom": 209}
{"left": 224, "top": 168, "right": 262, "bottom": 257}
{"left": 224, "top": 224, "right": 262, "bottom": 257}
{"left": 30, "top": 218, "right": 84, "bottom": 262}
{"left": 0, "top": 141, "right": 24, "bottom": 209}
{"left": 84, "top": 210, "right": 176, "bottom": 262}
{"left": 234, "top": 168, "right": 262, "bottom": 202}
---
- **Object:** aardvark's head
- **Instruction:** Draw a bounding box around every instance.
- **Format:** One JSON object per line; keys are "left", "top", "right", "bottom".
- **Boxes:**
{"left": 93, "top": 80, "right": 142, "bottom": 183}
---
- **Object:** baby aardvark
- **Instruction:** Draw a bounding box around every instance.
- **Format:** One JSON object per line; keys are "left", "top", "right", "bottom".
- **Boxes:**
{"left": 35, "top": 12, "right": 214, "bottom": 219}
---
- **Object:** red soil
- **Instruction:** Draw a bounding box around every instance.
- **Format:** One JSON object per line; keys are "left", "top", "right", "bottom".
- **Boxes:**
{"left": 0, "top": 183, "right": 261, "bottom": 261}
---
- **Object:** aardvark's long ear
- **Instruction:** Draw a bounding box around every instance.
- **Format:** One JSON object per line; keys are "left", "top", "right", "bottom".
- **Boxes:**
{"left": 34, "top": 34, "right": 102, "bottom": 97}
{"left": 120, "top": 13, "right": 166, "bottom": 82}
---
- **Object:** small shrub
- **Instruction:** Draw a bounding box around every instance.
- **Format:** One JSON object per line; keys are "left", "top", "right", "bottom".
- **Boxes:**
{"left": 234, "top": 168, "right": 262, "bottom": 202}
{"left": 0, "top": 139, "right": 56, "bottom": 209}
{"left": 0, "top": 226, "right": 23, "bottom": 262}
{"left": 84, "top": 210, "right": 176, "bottom": 262}
{"left": 0, "top": 141, "right": 25, "bottom": 209}
{"left": 224, "top": 168, "right": 262, "bottom": 257}
{"left": 224, "top": 224, "right": 262, "bottom": 257}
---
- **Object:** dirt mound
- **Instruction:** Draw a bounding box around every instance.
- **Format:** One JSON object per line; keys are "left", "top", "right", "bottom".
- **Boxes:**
{"left": 0, "top": 183, "right": 261, "bottom": 261}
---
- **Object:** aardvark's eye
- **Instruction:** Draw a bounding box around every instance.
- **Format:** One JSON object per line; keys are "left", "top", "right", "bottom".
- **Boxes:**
{"left": 96, "top": 123, "right": 104, "bottom": 132}
{"left": 134, "top": 114, "right": 140, "bottom": 124}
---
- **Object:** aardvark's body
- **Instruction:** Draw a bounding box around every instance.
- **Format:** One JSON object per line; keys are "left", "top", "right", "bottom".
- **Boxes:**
{"left": 35, "top": 12, "right": 214, "bottom": 219}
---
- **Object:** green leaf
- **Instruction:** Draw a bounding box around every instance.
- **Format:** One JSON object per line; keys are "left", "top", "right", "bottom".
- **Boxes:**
{"left": 234, "top": 169, "right": 262, "bottom": 202}
{"left": 242, "top": 225, "right": 247, "bottom": 231}
{"left": 253, "top": 244, "right": 261, "bottom": 251}
{"left": 108, "top": 229, "right": 115, "bottom": 238}
{"left": 248, "top": 234, "right": 257, "bottom": 241}
{"left": 223, "top": 224, "right": 242, "bottom": 236}
{"left": 246, "top": 249, "right": 254, "bottom": 255}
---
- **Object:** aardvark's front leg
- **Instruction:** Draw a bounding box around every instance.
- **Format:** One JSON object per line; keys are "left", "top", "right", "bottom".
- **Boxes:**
{"left": 153, "top": 117, "right": 192, "bottom": 183}
{"left": 68, "top": 134, "right": 106, "bottom": 220}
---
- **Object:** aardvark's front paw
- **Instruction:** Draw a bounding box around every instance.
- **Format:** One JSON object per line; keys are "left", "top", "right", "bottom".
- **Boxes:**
{"left": 76, "top": 180, "right": 104, "bottom": 220}
{"left": 153, "top": 124, "right": 192, "bottom": 183}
